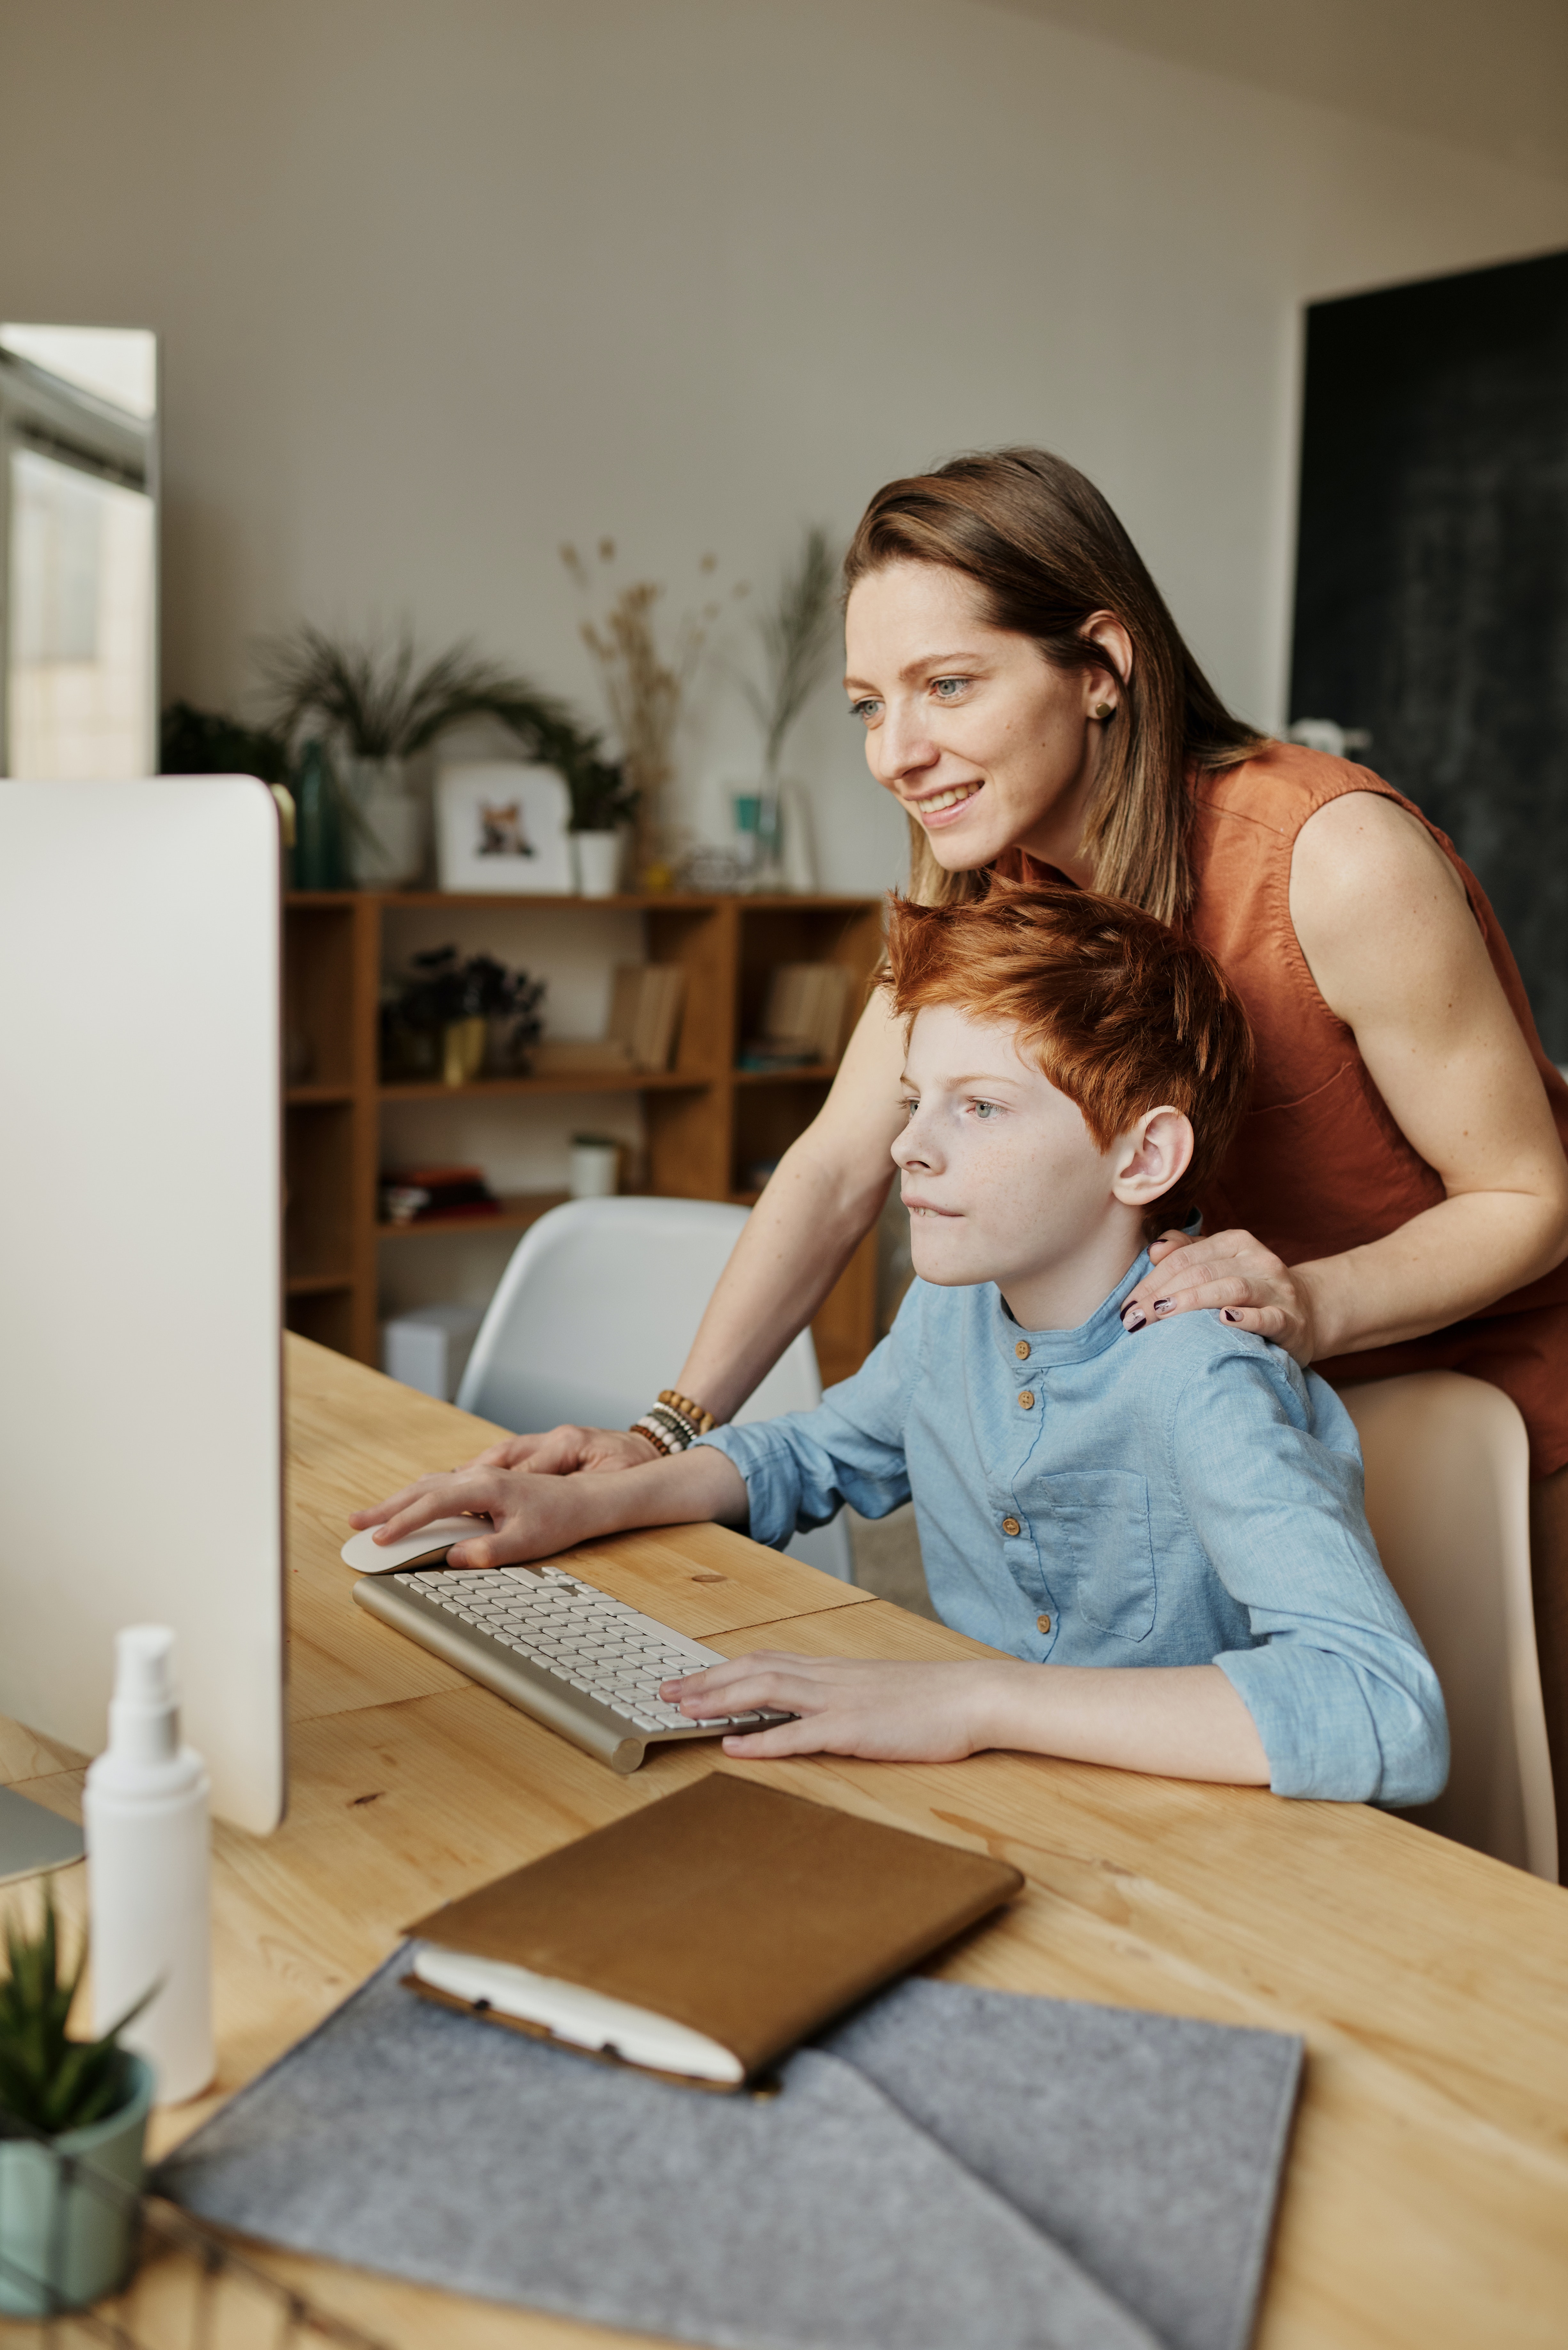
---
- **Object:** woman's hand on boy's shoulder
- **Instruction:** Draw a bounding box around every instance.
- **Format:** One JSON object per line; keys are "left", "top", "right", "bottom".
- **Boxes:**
{"left": 1119, "top": 1228, "right": 1325, "bottom": 1364}
{"left": 660, "top": 1651, "right": 1009, "bottom": 1762}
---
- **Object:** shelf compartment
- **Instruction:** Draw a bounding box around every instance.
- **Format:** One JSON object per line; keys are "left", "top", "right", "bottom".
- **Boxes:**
{"left": 283, "top": 901, "right": 357, "bottom": 1089}
{"left": 377, "top": 1190, "right": 569, "bottom": 1240}
{"left": 286, "top": 1286, "right": 355, "bottom": 1353}
{"left": 364, "top": 890, "right": 875, "bottom": 913}
{"left": 378, "top": 1070, "right": 711, "bottom": 1102}
{"left": 284, "top": 1100, "right": 355, "bottom": 1285}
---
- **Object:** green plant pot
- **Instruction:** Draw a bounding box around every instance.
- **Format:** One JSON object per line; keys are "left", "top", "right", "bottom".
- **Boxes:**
{"left": 0, "top": 2054, "right": 153, "bottom": 2317}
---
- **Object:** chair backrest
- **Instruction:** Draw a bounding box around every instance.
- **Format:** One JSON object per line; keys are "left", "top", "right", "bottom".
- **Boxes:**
{"left": 1338, "top": 1371, "right": 1557, "bottom": 1881}
{"left": 456, "top": 1198, "right": 854, "bottom": 1580}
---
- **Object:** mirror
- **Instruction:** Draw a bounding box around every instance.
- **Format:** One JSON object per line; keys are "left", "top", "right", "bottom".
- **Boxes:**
{"left": 0, "top": 326, "right": 158, "bottom": 779}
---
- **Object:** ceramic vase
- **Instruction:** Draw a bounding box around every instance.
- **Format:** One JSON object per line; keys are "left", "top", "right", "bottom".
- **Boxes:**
{"left": 572, "top": 831, "right": 623, "bottom": 897}
{"left": 341, "top": 755, "right": 425, "bottom": 889}
{"left": 441, "top": 1016, "right": 487, "bottom": 1088}
{"left": 0, "top": 2055, "right": 154, "bottom": 2317}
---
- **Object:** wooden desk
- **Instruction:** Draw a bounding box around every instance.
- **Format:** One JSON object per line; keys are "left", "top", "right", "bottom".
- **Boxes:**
{"left": 6, "top": 1334, "right": 1567, "bottom": 2349}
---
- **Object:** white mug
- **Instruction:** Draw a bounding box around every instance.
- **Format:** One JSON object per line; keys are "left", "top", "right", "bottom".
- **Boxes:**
{"left": 569, "top": 1138, "right": 619, "bottom": 1199}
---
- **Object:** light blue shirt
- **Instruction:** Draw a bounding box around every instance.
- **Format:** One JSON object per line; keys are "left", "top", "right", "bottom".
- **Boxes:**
{"left": 698, "top": 1252, "right": 1447, "bottom": 1806}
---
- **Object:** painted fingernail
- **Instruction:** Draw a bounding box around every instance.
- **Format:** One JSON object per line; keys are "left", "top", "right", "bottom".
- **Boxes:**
{"left": 1152, "top": 1298, "right": 1174, "bottom": 1316}
{"left": 1220, "top": 1308, "right": 1241, "bottom": 1323}
{"left": 1121, "top": 1307, "right": 1146, "bottom": 1332}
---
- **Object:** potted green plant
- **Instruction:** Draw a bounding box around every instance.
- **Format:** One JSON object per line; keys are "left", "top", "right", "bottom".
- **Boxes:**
{"left": 0, "top": 1883, "right": 155, "bottom": 2318}
{"left": 380, "top": 947, "right": 547, "bottom": 1083}
{"left": 564, "top": 752, "right": 637, "bottom": 897}
{"left": 260, "top": 626, "right": 610, "bottom": 891}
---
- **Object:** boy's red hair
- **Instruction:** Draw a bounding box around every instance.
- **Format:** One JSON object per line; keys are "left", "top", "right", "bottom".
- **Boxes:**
{"left": 886, "top": 882, "right": 1254, "bottom": 1235}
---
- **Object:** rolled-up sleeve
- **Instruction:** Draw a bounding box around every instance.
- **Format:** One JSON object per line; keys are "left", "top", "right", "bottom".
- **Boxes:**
{"left": 694, "top": 1298, "right": 920, "bottom": 1549}
{"left": 1167, "top": 1337, "right": 1450, "bottom": 1807}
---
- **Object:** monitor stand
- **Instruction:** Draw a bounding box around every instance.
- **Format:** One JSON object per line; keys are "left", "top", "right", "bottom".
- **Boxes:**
{"left": 0, "top": 1784, "right": 86, "bottom": 1888}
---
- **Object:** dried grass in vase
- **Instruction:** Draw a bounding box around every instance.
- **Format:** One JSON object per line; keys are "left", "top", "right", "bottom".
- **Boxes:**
{"left": 563, "top": 541, "right": 720, "bottom": 884}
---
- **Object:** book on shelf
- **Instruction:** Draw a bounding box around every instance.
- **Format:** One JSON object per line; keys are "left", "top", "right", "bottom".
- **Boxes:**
{"left": 527, "top": 966, "right": 685, "bottom": 1077}
{"left": 609, "top": 963, "right": 687, "bottom": 1071}
{"left": 380, "top": 1165, "right": 500, "bottom": 1225}
{"left": 737, "top": 961, "right": 852, "bottom": 1071}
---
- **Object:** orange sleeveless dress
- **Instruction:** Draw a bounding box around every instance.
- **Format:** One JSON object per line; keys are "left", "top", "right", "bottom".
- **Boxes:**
{"left": 1013, "top": 740, "right": 1568, "bottom": 1476}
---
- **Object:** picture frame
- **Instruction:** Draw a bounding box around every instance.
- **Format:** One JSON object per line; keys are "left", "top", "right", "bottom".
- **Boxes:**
{"left": 435, "top": 761, "right": 573, "bottom": 894}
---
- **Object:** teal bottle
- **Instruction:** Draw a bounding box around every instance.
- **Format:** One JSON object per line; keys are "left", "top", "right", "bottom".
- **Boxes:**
{"left": 293, "top": 741, "right": 344, "bottom": 889}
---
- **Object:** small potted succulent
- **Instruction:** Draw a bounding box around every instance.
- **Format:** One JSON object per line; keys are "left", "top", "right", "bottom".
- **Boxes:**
{"left": 0, "top": 1883, "right": 155, "bottom": 2318}
{"left": 565, "top": 754, "right": 638, "bottom": 897}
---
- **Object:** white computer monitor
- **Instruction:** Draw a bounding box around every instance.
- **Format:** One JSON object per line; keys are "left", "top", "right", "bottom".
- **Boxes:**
{"left": 0, "top": 778, "right": 286, "bottom": 1850}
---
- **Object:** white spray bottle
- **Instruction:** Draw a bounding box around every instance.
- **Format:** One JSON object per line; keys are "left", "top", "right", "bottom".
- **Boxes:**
{"left": 83, "top": 1625, "right": 214, "bottom": 2103}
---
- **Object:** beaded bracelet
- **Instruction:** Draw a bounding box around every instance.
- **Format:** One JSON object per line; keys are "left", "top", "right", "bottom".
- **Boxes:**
{"left": 628, "top": 1388, "right": 717, "bottom": 1454}
{"left": 658, "top": 1388, "right": 717, "bottom": 1434}
{"left": 629, "top": 1414, "right": 676, "bottom": 1456}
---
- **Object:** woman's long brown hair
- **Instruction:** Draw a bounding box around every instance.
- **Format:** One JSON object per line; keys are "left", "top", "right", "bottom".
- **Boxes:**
{"left": 843, "top": 449, "right": 1269, "bottom": 924}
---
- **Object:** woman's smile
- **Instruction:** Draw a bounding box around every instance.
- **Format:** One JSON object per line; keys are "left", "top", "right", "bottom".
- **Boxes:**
{"left": 906, "top": 780, "right": 985, "bottom": 826}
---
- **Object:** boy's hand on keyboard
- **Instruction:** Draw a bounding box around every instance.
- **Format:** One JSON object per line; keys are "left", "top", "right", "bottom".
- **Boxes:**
{"left": 659, "top": 1652, "right": 1010, "bottom": 1763}
{"left": 348, "top": 1465, "right": 591, "bottom": 1568}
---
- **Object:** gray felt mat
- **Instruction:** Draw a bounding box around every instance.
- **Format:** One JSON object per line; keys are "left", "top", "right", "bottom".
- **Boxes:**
{"left": 159, "top": 1951, "right": 1301, "bottom": 2350}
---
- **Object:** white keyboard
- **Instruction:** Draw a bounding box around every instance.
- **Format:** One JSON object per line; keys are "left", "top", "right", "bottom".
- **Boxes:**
{"left": 351, "top": 1562, "right": 794, "bottom": 1774}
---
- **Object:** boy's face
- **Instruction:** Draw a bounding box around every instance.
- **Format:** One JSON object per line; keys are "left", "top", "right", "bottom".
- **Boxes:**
{"left": 892, "top": 1002, "right": 1186, "bottom": 1329}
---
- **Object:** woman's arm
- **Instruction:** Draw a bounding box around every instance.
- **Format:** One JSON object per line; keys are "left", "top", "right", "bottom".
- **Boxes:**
{"left": 666, "top": 985, "right": 906, "bottom": 1422}
{"left": 657, "top": 1651, "right": 1271, "bottom": 1780}
{"left": 465, "top": 986, "right": 909, "bottom": 1474}
{"left": 1120, "top": 792, "right": 1568, "bottom": 1359}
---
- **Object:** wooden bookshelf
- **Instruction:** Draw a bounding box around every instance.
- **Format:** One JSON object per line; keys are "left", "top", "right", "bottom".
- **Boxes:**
{"left": 282, "top": 890, "right": 885, "bottom": 1388}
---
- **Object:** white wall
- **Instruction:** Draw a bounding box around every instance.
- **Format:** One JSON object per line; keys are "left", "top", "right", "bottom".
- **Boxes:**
{"left": 4, "top": 0, "right": 1567, "bottom": 894}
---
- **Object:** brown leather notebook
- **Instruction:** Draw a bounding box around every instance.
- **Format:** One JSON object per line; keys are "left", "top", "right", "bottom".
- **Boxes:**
{"left": 402, "top": 1773, "right": 1023, "bottom": 2090}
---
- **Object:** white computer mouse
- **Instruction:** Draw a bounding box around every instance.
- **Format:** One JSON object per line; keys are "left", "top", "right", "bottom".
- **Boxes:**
{"left": 340, "top": 1516, "right": 491, "bottom": 1576}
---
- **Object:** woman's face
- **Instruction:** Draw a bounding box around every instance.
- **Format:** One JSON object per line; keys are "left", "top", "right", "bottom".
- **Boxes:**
{"left": 843, "top": 560, "right": 1125, "bottom": 879}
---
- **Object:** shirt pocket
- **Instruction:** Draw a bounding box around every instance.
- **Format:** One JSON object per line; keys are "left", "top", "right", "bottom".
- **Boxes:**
{"left": 1042, "top": 1469, "right": 1157, "bottom": 1643}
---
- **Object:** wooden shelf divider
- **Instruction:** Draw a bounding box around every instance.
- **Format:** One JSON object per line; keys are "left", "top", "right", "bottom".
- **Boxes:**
{"left": 282, "top": 887, "right": 886, "bottom": 1385}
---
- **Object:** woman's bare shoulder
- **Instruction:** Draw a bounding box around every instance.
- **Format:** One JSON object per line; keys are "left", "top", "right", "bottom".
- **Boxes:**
{"left": 1297, "top": 789, "right": 1495, "bottom": 1029}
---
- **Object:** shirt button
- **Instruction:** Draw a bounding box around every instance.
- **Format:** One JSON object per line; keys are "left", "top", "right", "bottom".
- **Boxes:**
{"left": 1014, "top": 1340, "right": 1030, "bottom": 1360}
{"left": 1037, "top": 1614, "right": 1052, "bottom": 1635}
{"left": 1018, "top": 1390, "right": 1035, "bottom": 1410}
{"left": 1002, "top": 1516, "right": 1021, "bottom": 1537}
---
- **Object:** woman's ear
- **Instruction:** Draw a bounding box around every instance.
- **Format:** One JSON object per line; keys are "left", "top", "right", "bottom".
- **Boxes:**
{"left": 1110, "top": 1106, "right": 1194, "bottom": 1209}
{"left": 1079, "top": 612, "right": 1134, "bottom": 702}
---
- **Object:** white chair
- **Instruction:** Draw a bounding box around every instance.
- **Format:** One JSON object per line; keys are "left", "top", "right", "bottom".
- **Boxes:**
{"left": 456, "top": 1197, "right": 856, "bottom": 1581}
{"left": 1337, "top": 1371, "right": 1557, "bottom": 1881}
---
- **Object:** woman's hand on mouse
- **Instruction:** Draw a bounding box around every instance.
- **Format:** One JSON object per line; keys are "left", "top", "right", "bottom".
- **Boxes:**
{"left": 1117, "top": 1227, "right": 1327, "bottom": 1364}
{"left": 346, "top": 1465, "right": 587, "bottom": 1569}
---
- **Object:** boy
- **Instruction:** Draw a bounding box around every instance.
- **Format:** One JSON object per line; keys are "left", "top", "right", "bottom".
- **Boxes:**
{"left": 351, "top": 885, "right": 1447, "bottom": 1804}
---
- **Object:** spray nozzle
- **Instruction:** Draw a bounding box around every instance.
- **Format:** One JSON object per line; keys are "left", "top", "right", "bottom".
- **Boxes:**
{"left": 107, "top": 1624, "right": 180, "bottom": 1763}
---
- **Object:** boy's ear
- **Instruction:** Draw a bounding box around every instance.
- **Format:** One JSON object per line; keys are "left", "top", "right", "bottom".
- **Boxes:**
{"left": 1109, "top": 1106, "right": 1194, "bottom": 1209}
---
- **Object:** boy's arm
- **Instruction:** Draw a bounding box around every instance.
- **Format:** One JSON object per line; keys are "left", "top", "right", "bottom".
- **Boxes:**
{"left": 693, "top": 1301, "right": 919, "bottom": 1547}
{"left": 658, "top": 1650, "right": 1271, "bottom": 1777}
{"left": 347, "top": 1444, "right": 750, "bottom": 1570}
{"left": 351, "top": 1293, "right": 924, "bottom": 1570}
{"left": 1163, "top": 1335, "right": 1449, "bottom": 1806}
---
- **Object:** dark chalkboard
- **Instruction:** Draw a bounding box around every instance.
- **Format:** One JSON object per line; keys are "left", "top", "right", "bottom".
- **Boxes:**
{"left": 1289, "top": 247, "right": 1568, "bottom": 1056}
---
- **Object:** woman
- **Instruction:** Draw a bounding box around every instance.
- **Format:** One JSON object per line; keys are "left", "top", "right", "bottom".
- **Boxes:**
{"left": 488, "top": 449, "right": 1568, "bottom": 1844}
